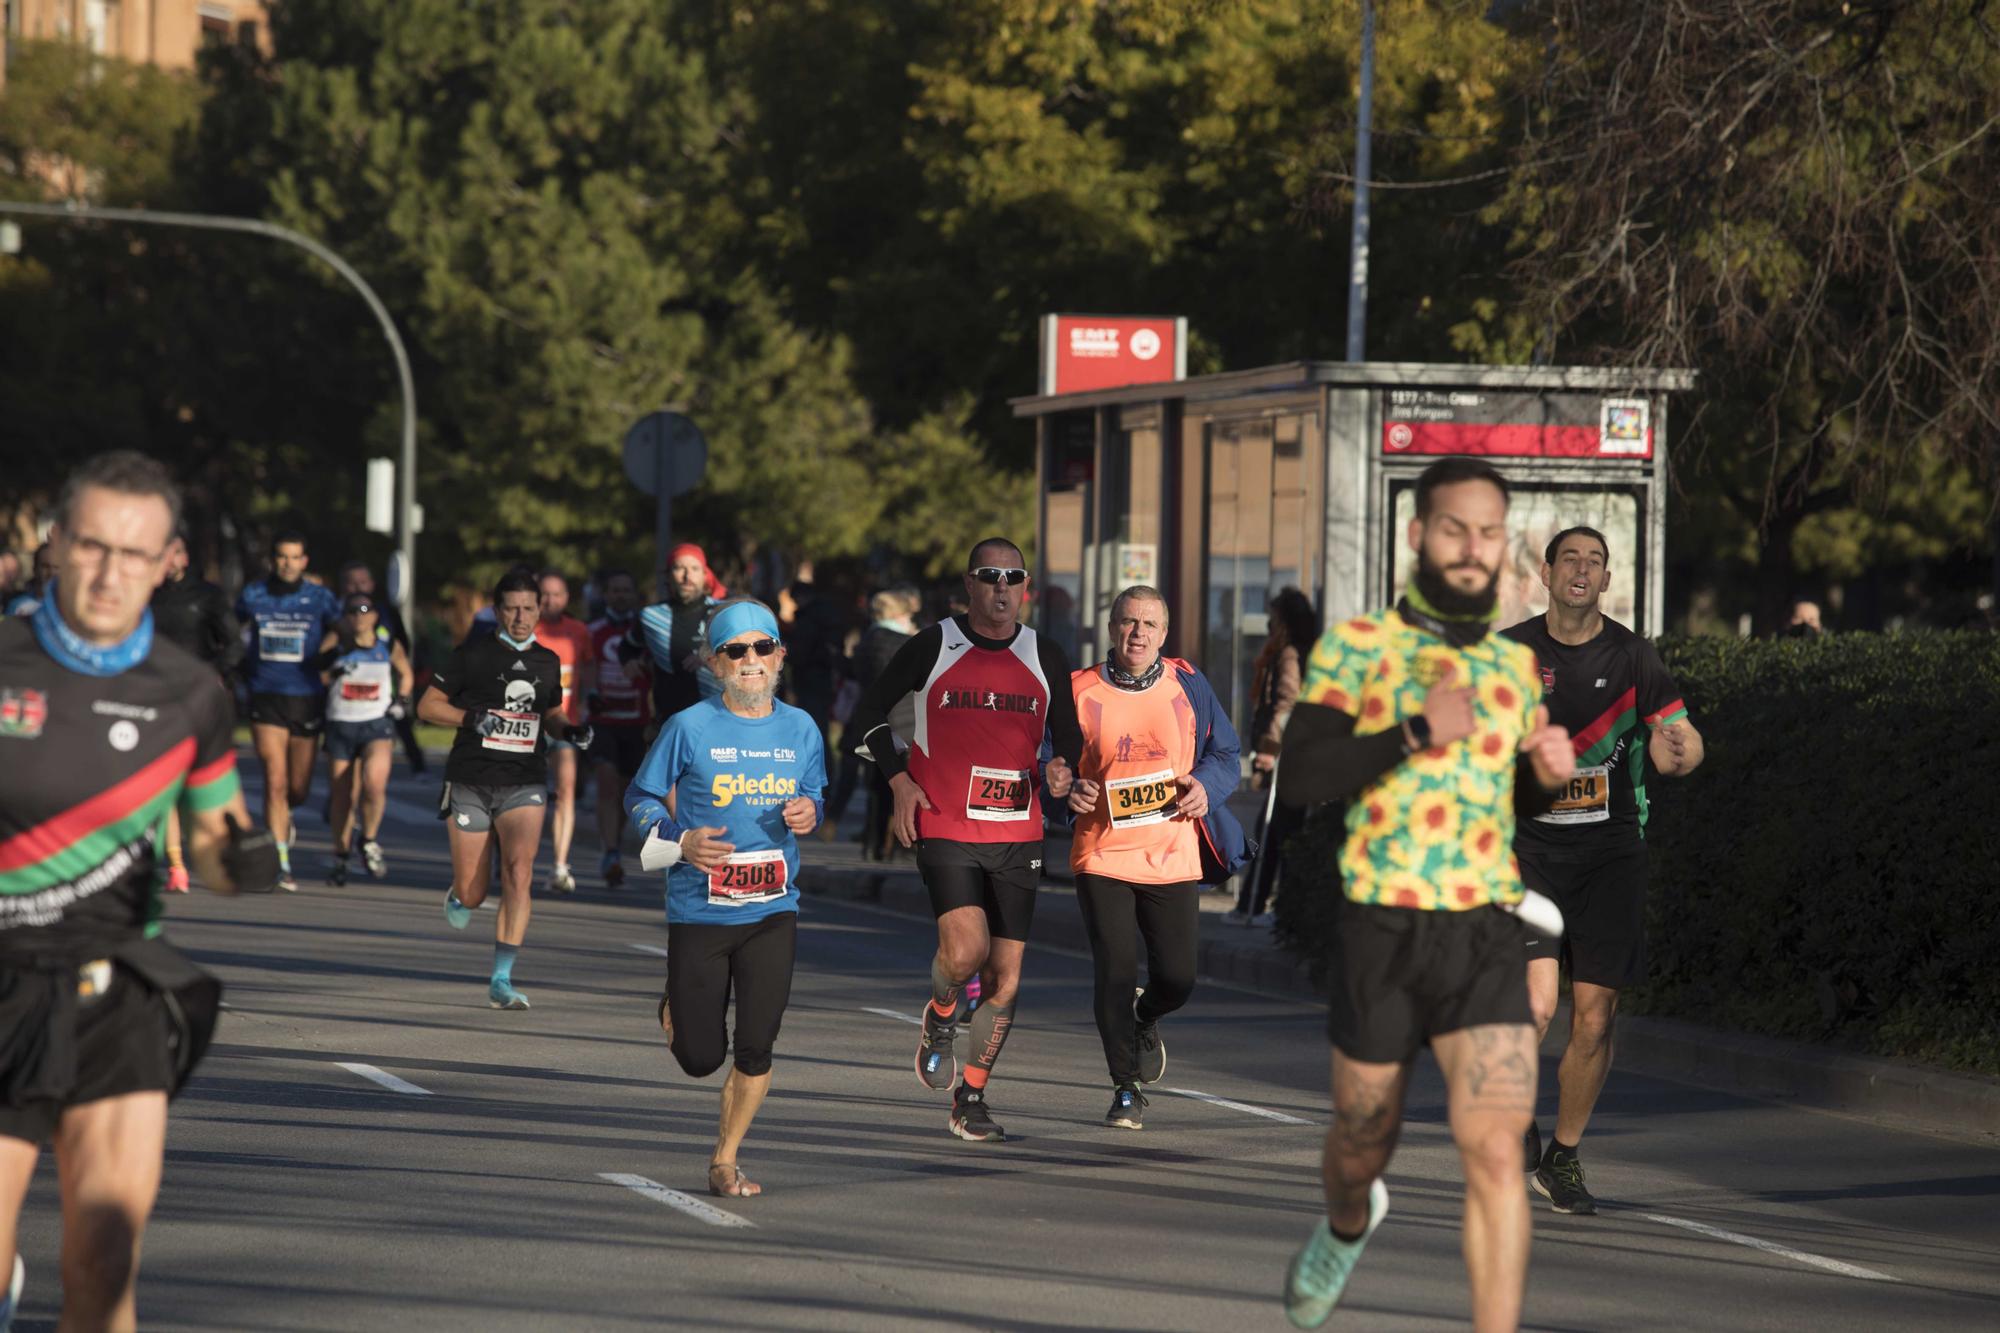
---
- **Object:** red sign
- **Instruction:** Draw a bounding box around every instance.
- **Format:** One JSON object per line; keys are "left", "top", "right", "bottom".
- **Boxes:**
{"left": 1381, "top": 390, "right": 1653, "bottom": 460}
{"left": 1040, "top": 315, "right": 1186, "bottom": 395}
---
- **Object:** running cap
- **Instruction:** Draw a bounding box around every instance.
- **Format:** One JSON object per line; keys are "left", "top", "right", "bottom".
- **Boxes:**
{"left": 669, "top": 543, "right": 728, "bottom": 599}
{"left": 707, "top": 598, "right": 780, "bottom": 650}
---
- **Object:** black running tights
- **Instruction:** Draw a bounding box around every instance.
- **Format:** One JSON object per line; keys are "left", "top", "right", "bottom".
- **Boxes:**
{"left": 664, "top": 913, "right": 796, "bottom": 1078}
{"left": 1073, "top": 874, "right": 1199, "bottom": 1086}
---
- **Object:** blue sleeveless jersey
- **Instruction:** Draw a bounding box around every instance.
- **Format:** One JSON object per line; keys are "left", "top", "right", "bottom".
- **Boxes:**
{"left": 235, "top": 580, "right": 341, "bottom": 696}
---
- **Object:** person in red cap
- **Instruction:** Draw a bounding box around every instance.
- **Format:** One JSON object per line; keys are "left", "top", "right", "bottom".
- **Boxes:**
{"left": 638, "top": 544, "right": 724, "bottom": 732}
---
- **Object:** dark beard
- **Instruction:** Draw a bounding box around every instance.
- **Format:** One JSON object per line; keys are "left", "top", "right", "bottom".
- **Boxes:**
{"left": 1414, "top": 548, "right": 1498, "bottom": 619}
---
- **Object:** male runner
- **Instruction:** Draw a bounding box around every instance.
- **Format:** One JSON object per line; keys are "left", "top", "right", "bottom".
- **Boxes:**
{"left": 2, "top": 545, "right": 54, "bottom": 618}
{"left": 1502, "top": 527, "right": 1704, "bottom": 1213}
{"left": 637, "top": 542, "right": 722, "bottom": 725}
{"left": 1, "top": 452, "right": 277, "bottom": 1332}
{"left": 535, "top": 569, "right": 595, "bottom": 894}
{"left": 847, "top": 537, "right": 1081, "bottom": 1142}
{"left": 150, "top": 534, "right": 240, "bottom": 892}
{"left": 420, "top": 569, "right": 589, "bottom": 1009}
{"left": 625, "top": 599, "right": 824, "bottom": 1198}
{"left": 236, "top": 530, "right": 341, "bottom": 892}
{"left": 1275, "top": 457, "right": 1574, "bottom": 1331}
{"left": 317, "top": 593, "right": 414, "bottom": 885}
{"left": 587, "top": 568, "right": 651, "bottom": 887}
{"left": 1059, "top": 586, "right": 1250, "bottom": 1129}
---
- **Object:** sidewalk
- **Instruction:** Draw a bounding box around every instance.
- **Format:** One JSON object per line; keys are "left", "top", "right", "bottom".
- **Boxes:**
{"left": 796, "top": 807, "right": 2000, "bottom": 1142}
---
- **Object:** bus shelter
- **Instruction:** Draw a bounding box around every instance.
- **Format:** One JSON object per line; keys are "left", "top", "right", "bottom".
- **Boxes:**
{"left": 1012, "top": 361, "right": 1695, "bottom": 741}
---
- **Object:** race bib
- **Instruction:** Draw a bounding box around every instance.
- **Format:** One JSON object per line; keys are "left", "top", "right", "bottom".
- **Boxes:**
{"left": 966, "top": 766, "right": 1032, "bottom": 823}
{"left": 1536, "top": 764, "right": 1610, "bottom": 825}
{"left": 480, "top": 710, "right": 541, "bottom": 753}
{"left": 706, "top": 849, "right": 789, "bottom": 906}
{"left": 1106, "top": 768, "right": 1178, "bottom": 829}
{"left": 340, "top": 680, "right": 384, "bottom": 703}
{"left": 262, "top": 626, "right": 306, "bottom": 663}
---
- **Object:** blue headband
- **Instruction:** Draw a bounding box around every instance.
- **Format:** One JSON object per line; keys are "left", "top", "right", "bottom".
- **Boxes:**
{"left": 708, "top": 601, "right": 780, "bottom": 650}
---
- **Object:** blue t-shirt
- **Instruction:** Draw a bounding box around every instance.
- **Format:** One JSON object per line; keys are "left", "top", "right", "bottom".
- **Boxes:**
{"left": 625, "top": 697, "right": 826, "bottom": 925}
{"left": 236, "top": 578, "right": 341, "bottom": 696}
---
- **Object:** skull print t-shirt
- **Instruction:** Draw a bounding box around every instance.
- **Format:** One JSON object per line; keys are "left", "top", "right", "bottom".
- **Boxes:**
{"left": 434, "top": 633, "right": 563, "bottom": 788}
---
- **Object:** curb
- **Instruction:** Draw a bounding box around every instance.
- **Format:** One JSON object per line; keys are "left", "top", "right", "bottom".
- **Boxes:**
{"left": 799, "top": 865, "right": 2000, "bottom": 1142}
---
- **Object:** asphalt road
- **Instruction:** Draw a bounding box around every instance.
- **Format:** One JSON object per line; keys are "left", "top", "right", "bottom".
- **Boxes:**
{"left": 10, "top": 758, "right": 2000, "bottom": 1330}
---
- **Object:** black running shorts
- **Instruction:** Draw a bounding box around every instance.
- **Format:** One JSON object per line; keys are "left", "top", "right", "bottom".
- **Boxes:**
{"left": 916, "top": 838, "right": 1042, "bottom": 942}
{"left": 248, "top": 691, "right": 325, "bottom": 737}
{"left": 1518, "top": 842, "right": 1649, "bottom": 989}
{"left": 1326, "top": 900, "right": 1533, "bottom": 1064}
{"left": 0, "top": 962, "right": 176, "bottom": 1146}
{"left": 591, "top": 724, "right": 648, "bottom": 779}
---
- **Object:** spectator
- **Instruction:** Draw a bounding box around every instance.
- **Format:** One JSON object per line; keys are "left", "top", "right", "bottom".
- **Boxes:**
{"left": 1785, "top": 595, "right": 1826, "bottom": 638}
{"left": 1228, "top": 587, "right": 1321, "bottom": 926}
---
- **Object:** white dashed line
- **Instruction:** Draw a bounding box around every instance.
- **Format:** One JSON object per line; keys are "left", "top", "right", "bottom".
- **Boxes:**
{"left": 1640, "top": 1213, "right": 1897, "bottom": 1283}
{"left": 1165, "top": 1087, "right": 1312, "bottom": 1125}
{"left": 335, "top": 1062, "right": 431, "bottom": 1096}
{"left": 599, "top": 1173, "right": 754, "bottom": 1228}
{"left": 629, "top": 943, "right": 671, "bottom": 958}
{"left": 862, "top": 1007, "right": 923, "bottom": 1026}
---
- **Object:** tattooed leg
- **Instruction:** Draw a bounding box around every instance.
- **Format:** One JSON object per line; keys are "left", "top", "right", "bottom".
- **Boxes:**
{"left": 1434, "top": 1022, "right": 1538, "bottom": 1333}
{"left": 1325, "top": 1051, "right": 1411, "bottom": 1236}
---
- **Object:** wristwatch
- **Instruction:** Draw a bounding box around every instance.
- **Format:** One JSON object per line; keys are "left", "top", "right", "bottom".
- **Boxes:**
{"left": 1403, "top": 713, "right": 1433, "bottom": 754}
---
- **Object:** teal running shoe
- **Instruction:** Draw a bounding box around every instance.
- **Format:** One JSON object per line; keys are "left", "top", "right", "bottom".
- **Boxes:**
{"left": 443, "top": 890, "right": 470, "bottom": 930}
{"left": 1284, "top": 1178, "right": 1389, "bottom": 1329}
{"left": 488, "top": 979, "right": 530, "bottom": 1010}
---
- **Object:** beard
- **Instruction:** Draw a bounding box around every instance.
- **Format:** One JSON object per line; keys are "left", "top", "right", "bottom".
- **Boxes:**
{"left": 721, "top": 676, "right": 772, "bottom": 711}
{"left": 1414, "top": 546, "right": 1500, "bottom": 619}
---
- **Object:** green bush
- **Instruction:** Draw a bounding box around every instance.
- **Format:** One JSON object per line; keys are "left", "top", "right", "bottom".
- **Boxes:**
{"left": 1274, "top": 630, "right": 2000, "bottom": 1075}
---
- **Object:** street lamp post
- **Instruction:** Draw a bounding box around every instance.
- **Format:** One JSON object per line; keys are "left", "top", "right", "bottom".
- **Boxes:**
{"left": 0, "top": 200, "right": 420, "bottom": 624}
{"left": 1345, "top": 0, "right": 1376, "bottom": 363}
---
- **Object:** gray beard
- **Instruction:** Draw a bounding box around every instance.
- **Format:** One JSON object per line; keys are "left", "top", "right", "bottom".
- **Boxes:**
{"left": 722, "top": 680, "right": 772, "bottom": 713}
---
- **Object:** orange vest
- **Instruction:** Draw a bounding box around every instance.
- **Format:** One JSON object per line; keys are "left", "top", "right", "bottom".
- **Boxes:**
{"left": 1069, "top": 663, "right": 1202, "bottom": 884}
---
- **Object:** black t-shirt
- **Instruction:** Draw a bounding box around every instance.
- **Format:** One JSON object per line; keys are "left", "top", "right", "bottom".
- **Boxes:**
{"left": 434, "top": 635, "right": 563, "bottom": 788}
{"left": 1500, "top": 615, "right": 1689, "bottom": 855}
{"left": 0, "top": 618, "right": 239, "bottom": 953}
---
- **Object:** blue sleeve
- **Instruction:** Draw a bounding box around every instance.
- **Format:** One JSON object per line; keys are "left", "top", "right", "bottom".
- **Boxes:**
{"left": 626, "top": 715, "right": 695, "bottom": 843}
{"left": 636, "top": 603, "right": 675, "bottom": 670}
{"left": 798, "top": 715, "right": 827, "bottom": 822}
{"left": 319, "top": 587, "right": 343, "bottom": 640}
{"left": 1181, "top": 667, "right": 1243, "bottom": 808}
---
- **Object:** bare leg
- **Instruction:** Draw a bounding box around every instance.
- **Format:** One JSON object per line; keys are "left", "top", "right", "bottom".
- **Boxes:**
{"left": 357, "top": 741, "right": 392, "bottom": 842}
{"left": 1325, "top": 1051, "right": 1410, "bottom": 1235}
{"left": 326, "top": 756, "right": 357, "bottom": 853}
{"left": 1433, "top": 1023, "right": 1538, "bottom": 1333}
{"left": 284, "top": 733, "right": 317, "bottom": 814}
{"left": 448, "top": 825, "right": 496, "bottom": 910}
{"left": 250, "top": 723, "right": 293, "bottom": 844}
{"left": 161, "top": 807, "right": 184, "bottom": 873}
{"left": 711, "top": 1067, "right": 773, "bottom": 1195}
{"left": 52, "top": 1090, "right": 168, "bottom": 1333}
{"left": 548, "top": 746, "right": 577, "bottom": 869}
{"left": 1553, "top": 982, "right": 1619, "bottom": 1146}
{"left": 1527, "top": 957, "right": 1560, "bottom": 1046}
{"left": 0, "top": 1133, "right": 37, "bottom": 1304}
{"left": 492, "top": 803, "right": 546, "bottom": 948}
{"left": 934, "top": 905, "right": 991, "bottom": 993}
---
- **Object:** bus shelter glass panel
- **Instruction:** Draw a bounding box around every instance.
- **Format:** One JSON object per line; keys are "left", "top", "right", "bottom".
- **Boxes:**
{"left": 1041, "top": 411, "right": 1096, "bottom": 659}
{"left": 1205, "top": 419, "right": 1273, "bottom": 735}
{"left": 1103, "top": 410, "right": 1165, "bottom": 608}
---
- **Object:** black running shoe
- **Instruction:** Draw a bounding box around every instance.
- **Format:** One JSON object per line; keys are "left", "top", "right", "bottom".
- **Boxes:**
{"left": 1105, "top": 1084, "right": 1148, "bottom": 1130}
{"left": 1135, "top": 998, "right": 1166, "bottom": 1086}
{"left": 1523, "top": 1120, "right": 1542, "bottom": 1174}
{"left": 949, "top": 1087, "right": 1004, "bottom": 1142}
{"left": 327, "top": 857, "right": 348, "bottom": 887}
{"left": 914, "top": 1002, "right": 959, "bottom": 1091}
{"left": 1532, "top": 1150, "right": 1597, "bottom": 1215}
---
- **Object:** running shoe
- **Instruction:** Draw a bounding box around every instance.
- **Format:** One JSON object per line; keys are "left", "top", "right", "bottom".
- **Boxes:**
{"left": 1523, "top": 1120, "right": 1542, "bottom": 1173}
{"left": 949, "top": 1087, "right": 1004, "bottom": 1142}
{"left": 361, "top": 839, "right": 387, "bottom": 878}
{"left": 488, "top": 979, "right": 531, "bottom": 1010}
{"left": 1135, "top": 990, "right": 1166, "bottom": 1085}
{"left": 549, "top": 864, "right": 577, "bottom": 895}
{"left": 600, "top": 849, "right": 625, "bottom": 889}
{"left": 1283, "top": 1179, "right": 1389, "bottom": 1329}
{"left": 915, "top": 1001, "right": 959, "bottom": 1091}
{"left": 443, "top": 890, "right": 471, "bottom": 930}
{"left": 2, "top": 1253, "right": 22, "bottom": 1332}
{"left": 327, "top": 857, "right": 348, "bottom": 887}
{"left": 1105, "top": 1084, "right": 1148, "bottom": 1130}
{"left": 277, "top": 870, "right": 298, "bottom": 893}
{"left": 1221, "top": 908, "right": 1251, "bottom": 926}
{"left": 164, "top": 864, "right": 190, "bottom": 894}
{"left": 1533, "top": 1149, "right": 1597, "bottom": 1215}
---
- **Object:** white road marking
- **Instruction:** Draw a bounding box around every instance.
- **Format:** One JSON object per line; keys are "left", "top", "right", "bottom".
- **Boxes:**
{"left": 599, "top": 1172, "right": 754, "bottom": 1228}
{"left": 629, "top": 943, "right": 671, "bottom": 958}
{"left": 863, "top": 1006, "right": 923, "bottom": 1026}
{"left": 1640, "top": 1213, "right": 1897, "bottom": 1283}
{"left": 335, "top": 1062, "right": 431, "bottom": 1096}
{"left": 1166, "top": 1087, "right": 1313, "bottom": 1125}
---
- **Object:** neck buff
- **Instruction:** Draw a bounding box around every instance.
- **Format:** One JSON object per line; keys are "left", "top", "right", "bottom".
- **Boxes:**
{"left": 267, "top": 575, "right": 303, "bottom": 596}
{"left": 33, "top": 584, "right": 154, "bottom": 677}
{"left": 497, "top": 630, "right": 536, "bottom": 652}
{"left": 1106, "top": 655, "right": 1166, "bottom": 692}
{"left": 1400, "top": 562, "right": 1500, "bottom": 649}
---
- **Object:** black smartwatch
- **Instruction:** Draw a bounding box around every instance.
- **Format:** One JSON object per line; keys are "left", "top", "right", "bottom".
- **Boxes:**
{"left": 1404, "top": 713, "right": 1433, "bottom": 753}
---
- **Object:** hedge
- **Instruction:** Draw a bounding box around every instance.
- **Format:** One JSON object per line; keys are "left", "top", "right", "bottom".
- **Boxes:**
{"left": 1273, "top": 630, "right": 2000, "bottom": 1076}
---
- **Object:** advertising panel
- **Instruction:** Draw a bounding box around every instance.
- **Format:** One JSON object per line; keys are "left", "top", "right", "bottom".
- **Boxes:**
{"left": 1040, "top": 315, "right": 1186, "bottom": 395}
{"left": 1382, "top": 389, "right": 1654, "bottom": 460}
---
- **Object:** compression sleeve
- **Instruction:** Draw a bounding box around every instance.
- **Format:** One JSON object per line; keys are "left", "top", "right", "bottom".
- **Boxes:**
{"left": 626, "top": 717, "right": 694, "bottom": 843}
{"left": 847, "top": 625, "right": 943, "bottom": 778}
{"left": 1275, "top": 702, "right": 1410, "bottom": 807}
{"left": 1036, "top": 634, "right": 1083, "bottom": 767}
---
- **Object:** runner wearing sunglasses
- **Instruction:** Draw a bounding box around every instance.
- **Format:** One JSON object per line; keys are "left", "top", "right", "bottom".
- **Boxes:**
{"left": 624, "top": 598, "right": 825, "bottom": 1199}
{"left": 846, "top": 538, "right": 1082, "bottom": 1142}
{"left": 316, "top": 593, "right": 413, "bottom": 885}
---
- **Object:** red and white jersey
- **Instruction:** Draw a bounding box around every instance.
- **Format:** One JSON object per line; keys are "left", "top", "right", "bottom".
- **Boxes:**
{"left": 587, "top": 616, "right": 651, "bottom": 727}
{"left": 904, "top": 619, "right": 1052, "bottom": 844}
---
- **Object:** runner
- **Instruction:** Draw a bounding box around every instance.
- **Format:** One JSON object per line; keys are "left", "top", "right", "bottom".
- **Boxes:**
{"left": 1, "top": 452, "right": 278, "bottom": 1332}
{"left": 149, "top": 533, "right": 240, "bottom": 892}
{"left": 535, "top": 569, "right": 595, "bottom": 895}
{"left": 636, "top": 542, "right": 722, "bottom": 726}
{"left": 420, "top": 569, "right": 589, "bottom": 1009}
{"left": 1057, "top": 586, "right": 1251, "bottom": 1129}
{"left": 587, "top": 568, "right": 651, "bottom": 888}
{"left": 1502, "top": 526, "right": 1704, "bottom": 1213}
{"left": 337, "top": 559, "right": 427, "bottom": 775}
{"left": 1275, "top": 457, "right": 1574, "bottom": 1331}
{"left": 624, "top": 598, "right": 824, "bottom": 1199}
{"left": 3, "top": 544, "right": 54, "bottom": 618}
{"left": 236, "top": 531, "right": 342, "bottom": 892}
{"left": 846, "top": 537, "right": 1082, "bottom": 1143}
{"left": 317, "top": 593, "right": 414, "bottom": 886}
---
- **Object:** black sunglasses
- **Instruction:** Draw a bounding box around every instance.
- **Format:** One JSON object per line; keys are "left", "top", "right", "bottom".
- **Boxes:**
{"left": 719, "top": 638, "right": 781, "bottom": 660}
{"left": 970, "top": 567, "right": 1027, "bottom": 586}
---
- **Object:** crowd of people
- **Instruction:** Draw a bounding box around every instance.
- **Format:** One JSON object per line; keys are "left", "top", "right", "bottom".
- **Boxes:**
{"left": 1, "top": 451, "right": 1711, "bottom": 1333}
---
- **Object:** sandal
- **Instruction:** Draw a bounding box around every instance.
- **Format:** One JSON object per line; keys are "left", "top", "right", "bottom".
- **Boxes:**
{"left": 656, "top": 994, "right": 673, "bottom": 1044}
{"left": 708, "top": 1162, "right": 761, "bottom": 1198}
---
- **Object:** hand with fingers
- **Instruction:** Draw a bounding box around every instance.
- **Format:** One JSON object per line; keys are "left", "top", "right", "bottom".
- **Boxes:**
{"left": 1520, "top": 705, "right": 1576, "bottom": 789}
{"left": 1067, "top": 777, "right": 1102, "bottom": 815}
{"left": 1044, "top": 755, "right": 1075, "bottom": 800}
{"left": 679, "top": 825, "right": 737, "bottom": 872}
{"left": 889, "top": 772, "right": 934, "bottom": 848}
{"left": 780, "top": 795, "right": 818, "bottom": 835}
{"left": 1173, "top": 773, "right": 1209, "bottom": 821}
{"left": 1421, "top": 661, "right": 1478, "bottom": 748}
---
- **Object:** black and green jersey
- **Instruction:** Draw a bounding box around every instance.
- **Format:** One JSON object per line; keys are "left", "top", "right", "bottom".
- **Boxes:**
{"left": 0, "top": 618, "right": 240, "bottom": 952}
{"left": 1501, "top": 615, "right": 1688, "bottom": 855}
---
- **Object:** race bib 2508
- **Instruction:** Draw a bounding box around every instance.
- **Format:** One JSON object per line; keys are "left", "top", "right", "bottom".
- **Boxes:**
{"left": 707, "top": 849, "right": 788, "bottom": 906}
{"left": 966, "top": 766, "right": 1032, "bottom": 822}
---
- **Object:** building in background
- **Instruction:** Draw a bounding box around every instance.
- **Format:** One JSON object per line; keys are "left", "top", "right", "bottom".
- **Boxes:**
{"left": 2, "top": 0, "right": 267, "bottom": 90}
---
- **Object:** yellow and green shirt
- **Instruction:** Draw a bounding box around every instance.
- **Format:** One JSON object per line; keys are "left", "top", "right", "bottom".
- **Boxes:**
{"left": 1300, "top": 608, "right": 1543, "bottom": 911}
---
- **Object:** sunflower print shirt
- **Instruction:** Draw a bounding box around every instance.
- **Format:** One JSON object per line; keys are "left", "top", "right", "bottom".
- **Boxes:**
{"left": 1300, "top": 609, "right": 1543, "bottom": 911}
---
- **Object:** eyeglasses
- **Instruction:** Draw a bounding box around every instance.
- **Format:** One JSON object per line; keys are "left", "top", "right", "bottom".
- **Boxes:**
{"left": 970, "top": 567, "right": 1027, "bottom": 586}
{"left": 719, "top": 638, "right": 780, "bottom": 660}
{"left": 69, "top": 536, "right": 166, "bottom": 577}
